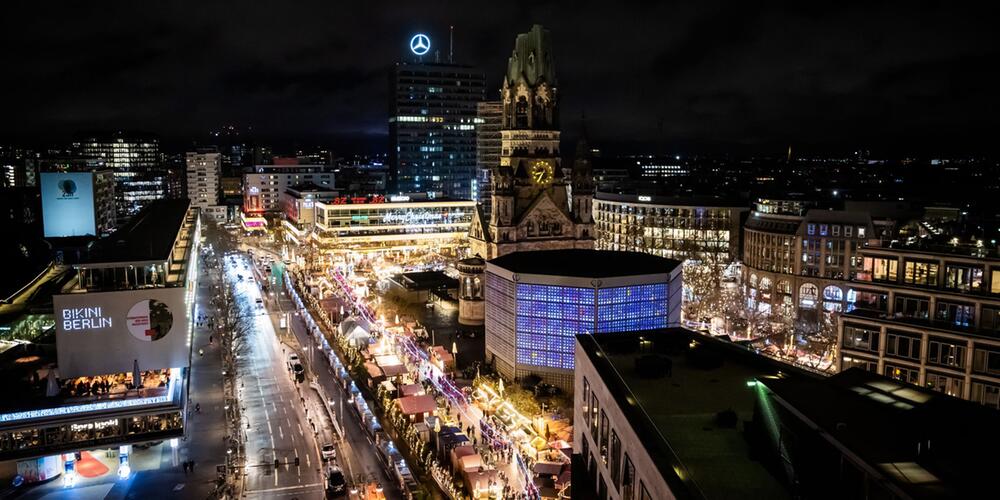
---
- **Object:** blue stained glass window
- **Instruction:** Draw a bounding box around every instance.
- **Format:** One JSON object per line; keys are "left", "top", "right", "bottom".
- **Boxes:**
{"left": 514, "top": 282, "right": 670, "bottom": 371}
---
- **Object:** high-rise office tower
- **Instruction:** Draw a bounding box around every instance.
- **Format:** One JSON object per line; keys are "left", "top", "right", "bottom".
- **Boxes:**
{"left": 388, "top": 36, "right": 486, "bottom": 200}
{"left": 75, "top": 132, "right": 165, "bottom": 221}
{"left": 476, "top": 101, "right": 502, "bottom": 218}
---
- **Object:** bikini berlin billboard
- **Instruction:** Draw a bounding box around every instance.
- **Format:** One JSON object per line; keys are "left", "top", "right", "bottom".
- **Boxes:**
{"left": 54, "top": 286, "right": 189, "bottom": 378}
{"left": 41, "top": 172, "right": 96, "bottom": 237}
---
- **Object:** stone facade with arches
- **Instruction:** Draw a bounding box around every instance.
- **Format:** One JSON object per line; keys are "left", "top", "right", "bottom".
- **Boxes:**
{"left": 743, "top": 203, "right": 883, "bottom": 323}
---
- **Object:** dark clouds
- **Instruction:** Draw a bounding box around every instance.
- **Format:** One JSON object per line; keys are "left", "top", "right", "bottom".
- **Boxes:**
{"left": 1, "top": 1, "right": 998, "bottom": 153}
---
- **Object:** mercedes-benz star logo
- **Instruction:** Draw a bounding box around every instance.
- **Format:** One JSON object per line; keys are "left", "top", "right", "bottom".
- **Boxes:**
{"left": 410, "top": 34, "right": 430, "bottom": 56}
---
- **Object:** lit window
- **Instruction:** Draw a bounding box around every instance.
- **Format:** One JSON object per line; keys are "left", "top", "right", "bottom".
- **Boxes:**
{"left": 807, "top": 224, "right": 816, "bottom": 235}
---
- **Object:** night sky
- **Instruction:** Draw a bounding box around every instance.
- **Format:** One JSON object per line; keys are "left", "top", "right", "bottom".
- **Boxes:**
{"left": 3, "top": 1, "right": 999, "bottom": 154}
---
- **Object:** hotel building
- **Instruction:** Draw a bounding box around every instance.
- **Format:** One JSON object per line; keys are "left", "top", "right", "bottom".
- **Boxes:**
{"left": 388, "top": 61, "right": 486, "bottom": 200}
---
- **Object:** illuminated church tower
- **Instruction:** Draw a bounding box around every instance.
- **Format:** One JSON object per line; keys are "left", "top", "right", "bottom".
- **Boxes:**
{"left": 468, "top": 24, "right": 594, "bottom": 260}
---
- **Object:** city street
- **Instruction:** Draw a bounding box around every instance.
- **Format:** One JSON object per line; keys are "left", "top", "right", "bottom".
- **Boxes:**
{"left": 225, "top": 255, "right": 326, "bottom": 499}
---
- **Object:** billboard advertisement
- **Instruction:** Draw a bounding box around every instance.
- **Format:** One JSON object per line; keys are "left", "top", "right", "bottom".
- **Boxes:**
{"left": 54, "top": 287, "right": 189, "bottom": 378}
{"left": 41, "top": 172, "right": 96, "bottom": 238}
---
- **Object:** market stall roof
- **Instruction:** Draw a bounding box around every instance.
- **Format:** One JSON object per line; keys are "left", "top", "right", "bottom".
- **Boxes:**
{"left": 400, "top": 383, "right": 424, "bottom": 397}
{"left": 397, "top": 394, "right": 437, "bottom": 415}
{"left": 534, "top": 461, "right": 564, "bottom": 476}
{"left": 377, "top": 363, "right": 407, "bottom": 378}
{"left": 458, "top": 454, "right": 482, "bottom": 472}
{"left": 375, "top": 354, "right": 404, "bottom": 368}
{"left": 431, "top": 346, "right": 454, "bottom": 364}
{"left": 364, "top": 362, "right": 383, "bottom": 379}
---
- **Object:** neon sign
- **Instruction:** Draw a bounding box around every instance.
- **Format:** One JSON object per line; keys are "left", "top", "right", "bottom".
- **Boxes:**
{"left": 410, "top": 34, "right": 430, "bottom": 56}
{"left": 62, "top": 307, "right": 112, "bottom": 331}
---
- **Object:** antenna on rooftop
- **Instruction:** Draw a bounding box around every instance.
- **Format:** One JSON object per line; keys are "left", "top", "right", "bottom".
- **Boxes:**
{"left": 449, "top": 25, "right": 454, "bottom": 63}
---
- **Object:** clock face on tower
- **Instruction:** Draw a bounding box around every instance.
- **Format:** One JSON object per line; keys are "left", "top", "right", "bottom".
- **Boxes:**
{"left": 529, "top": 160, "right": 554, "bottom": 185}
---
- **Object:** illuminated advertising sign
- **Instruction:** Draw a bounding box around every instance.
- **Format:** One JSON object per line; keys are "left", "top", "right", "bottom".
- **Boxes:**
{"left": 54, "top": 287, "right": 189, "bottom": 378}
{"left": 41, "top": 172, "right": 96, "bottom": 237}
{"left": 410, "top": 34, "right": 430, "bottom": 56}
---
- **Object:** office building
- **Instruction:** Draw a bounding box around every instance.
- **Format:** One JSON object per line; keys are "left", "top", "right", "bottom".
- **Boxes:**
{"left": 388, "top": 55, "right": 486, "bottom": 200}
{"left": 468, "top": 24, "right": 595, "bottom": 260}
{"left": 593, "top": 192, "right": 747, "bottom": 264}
{"left": 0, "top": 200, "right": 198, "bottom": 482}
{"left": 475, "top": 101, "right": 502, "bottom": 218}
{"left": 0, "top": 145, "right": 37, "bottom": 188}
{"left": 39, "top": 170, "right": 116, "bottom": 238}
{"left": 75, "top": 132, "right": 165, "bottom": 221}
{"left": 838, "top": 243, "right": 1000, "bottom": 409}
{"left": 185, "top": 151, "right": 226, "bottom": 222}
{"left": 485, "top": 249, "right": 682, "bottom": 390}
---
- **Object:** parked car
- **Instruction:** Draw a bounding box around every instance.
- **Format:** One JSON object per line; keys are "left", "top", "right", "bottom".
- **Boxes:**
{"left": 292, "top": 363, "right": 305, "bottom": 382}
{"left": 321, "top": 443, "right": 336, "bottom": 461}
{"left": 287, "top": 353, "right": 300, "bottom": 371}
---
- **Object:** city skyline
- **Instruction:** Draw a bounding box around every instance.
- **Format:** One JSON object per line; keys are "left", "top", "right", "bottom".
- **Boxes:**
{"left": 2, "top": 2, "right": 999, "bottom": 154}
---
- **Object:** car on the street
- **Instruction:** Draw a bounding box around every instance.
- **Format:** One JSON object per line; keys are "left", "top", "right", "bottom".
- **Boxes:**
{"left": 325, "top": 466, "right": 347, "bottom": 497}
{"left": 287, "top": 353, "right": 300, "bottom": 370}
{"left": 292, "top": 363, "right": 305, "bottom": 382}
{"left": 321, "top": 443, "right": 336, "bottom": 461}
{"left": 255, "top": 297, "right": 263, "bottom": 308}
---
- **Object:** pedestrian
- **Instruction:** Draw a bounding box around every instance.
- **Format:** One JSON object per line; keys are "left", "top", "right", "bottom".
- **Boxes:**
{"left": 195, "top": 403, "right": 201, "bottom": 413}
{"left": 209, "top": 335, "right": 214, "bottom": 344}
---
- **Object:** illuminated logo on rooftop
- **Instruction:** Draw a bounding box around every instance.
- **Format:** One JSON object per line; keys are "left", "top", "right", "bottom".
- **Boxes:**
{"left": 410, "top": 34, "right": 430, "bottom": 56}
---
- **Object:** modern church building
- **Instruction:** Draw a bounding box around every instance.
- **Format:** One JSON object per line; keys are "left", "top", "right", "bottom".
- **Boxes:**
{"left": 484, "top": 249, "right": 682, "bottom": 389}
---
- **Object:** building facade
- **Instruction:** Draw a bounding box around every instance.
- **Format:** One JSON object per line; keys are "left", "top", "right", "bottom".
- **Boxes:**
{"left": 388, "top": 61, "right": 486, "bottom": 200}
{"left": 475, "top": 101, "right": 502, "bottom": 218}
{"left": 485, "top": 249, "right": 682, "bottom": 390}
{"left": 468, "top": 24, "right": 594, "bottom": 261}
{"left": 594, "top": 192, "right": 747, "bottom": 264}
{"left": 76, "top": 132, "right": 165, "bottom": 221}
{"left": 0, "top": 200, "right": 197, "bottom": 474}
{"left": 300, "top": 195, "right": 474, "bottom": 256}
{"left": 242, "top": 164, "right": 336, "bottom": 228}
{"left": 743, "top": 200, "right": 887, "bottom": 321}
{"left": 838, "top": 245, "right": 1000, "bottom": 409}
{"left": 39, "top": 170, "right": 116, "bottom": 238}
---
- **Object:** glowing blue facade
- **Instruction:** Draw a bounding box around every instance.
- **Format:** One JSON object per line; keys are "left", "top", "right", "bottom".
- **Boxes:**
{"left": 485, "top": 250, "right": 683, "bottom": 390}
{"left": 513, "top": 283, "right": 670, "bottom": 371}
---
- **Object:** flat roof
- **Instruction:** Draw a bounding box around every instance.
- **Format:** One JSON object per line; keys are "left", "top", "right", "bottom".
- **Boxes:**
{"left": 82, "top": 199, "right": 191, "bottom": 264}
{"left": 579, "top": 330, "right": 803, "bottom": 499}
{"left": 762, "top": 369, "right": 1000, "bottom": 499}
{"left": 393, "top": 271, "right": 458, "bottom": 290}
{"left": 490, "top": 250, "right": 681, "bottom": 278}
{"left": 594, "top": 191, "right": 748, "bottom": 208}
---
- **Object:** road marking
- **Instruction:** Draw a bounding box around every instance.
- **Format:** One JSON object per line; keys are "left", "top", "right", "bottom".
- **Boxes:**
{"left": 245, "top": 482, "right": 323, "bottom": 494}
{"left": 298, "top": 423, "right": 304, "bottom": 436}
{"left": 278, "top": 425, "right": 284, "bottom": 440}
